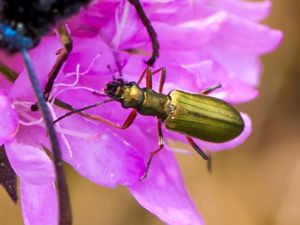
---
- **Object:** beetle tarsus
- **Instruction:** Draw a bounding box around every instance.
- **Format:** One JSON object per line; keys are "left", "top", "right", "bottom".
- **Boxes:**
{"left": 207, "top": 155, "right": 212, "bottom": 173}
{"left": 140, "top": 145, "right": 164, "bottom": 181}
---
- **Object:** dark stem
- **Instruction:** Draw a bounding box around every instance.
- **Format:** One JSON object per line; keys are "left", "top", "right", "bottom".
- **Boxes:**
{"left": 20, "top": 48, "right": 72, "bottom": 225}
{"left": 128, "top": 0, "right": 159, "bottom": 66}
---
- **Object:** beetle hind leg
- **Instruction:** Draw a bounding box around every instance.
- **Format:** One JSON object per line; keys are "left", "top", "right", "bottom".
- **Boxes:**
{"left": 185, "top": 136, "right": 212, "bottom": 172}
{"left": 140, "top": 121, "right": 164, "bottom": 180}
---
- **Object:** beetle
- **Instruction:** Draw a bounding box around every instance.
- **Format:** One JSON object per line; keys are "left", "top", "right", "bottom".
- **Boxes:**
{"left": 54, "top": 67, "right": 245, "bottom": 179}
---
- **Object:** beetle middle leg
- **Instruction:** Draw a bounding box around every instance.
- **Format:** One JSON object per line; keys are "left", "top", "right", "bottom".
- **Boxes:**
{"left": 140, "top": 121, "right": 164, "bottom": 180}
{"left": 138, "top": 67, "right": 167, "bottom": 179}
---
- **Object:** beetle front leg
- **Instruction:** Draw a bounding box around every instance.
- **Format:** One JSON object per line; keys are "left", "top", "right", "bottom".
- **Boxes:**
{"left": 55, "top": 107, "right": 138, "bottom": 130}
{"left": 140, "top": 120, "right": 164, "bottom": 180}
{"left": 143, "top": 67, "right": 166, "bottom": 94}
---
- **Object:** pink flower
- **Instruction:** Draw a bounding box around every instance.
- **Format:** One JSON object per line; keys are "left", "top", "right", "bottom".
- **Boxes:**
{"left": 0, "top": 0, "right": 282, "bottom": 224}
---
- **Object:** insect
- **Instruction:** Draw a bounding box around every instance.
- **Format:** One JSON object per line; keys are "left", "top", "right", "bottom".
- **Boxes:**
{"left": 55, "top": 67, "right": 245, "bottom": 179}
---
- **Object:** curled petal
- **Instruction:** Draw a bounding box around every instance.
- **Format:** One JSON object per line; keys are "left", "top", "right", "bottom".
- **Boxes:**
{"left": 5, "top": 142, "right": 55, "bottom": 185}
{"left": 21, "top": 181, "right": 58, "bottom": 225}
{"left": 0, "top": 91, "right": 19, "bottom": 145}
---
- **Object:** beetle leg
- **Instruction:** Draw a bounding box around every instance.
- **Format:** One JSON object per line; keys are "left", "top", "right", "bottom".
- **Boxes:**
{"left": 127, "top": 0, "right": 159, "bottom": 66}
{"left": 144, "top": 67, "right": 166, "bottom": 94}
{"left": 156, "top": 67, "right": 166, "bottom": 94}
{"left": 137, "top": 67, "right": 166, "bottom": 88}
{"left": 56, "top": 107, "right": 138, "bottom": 130}
{"left": 185, "top": 136, "right": 212, "bottom": 172}
{"left": 200, "top": 83, "right": 222, "bottom": 95}
{"left": 136, "top": 67, "right": 150, "bottom": 85}
{"left": 31, "top": 24, "right": 72, "bottom": 111}
{"left": 185, "top": 136, "right": 209, "bottom": 160}
{"left": 83, "top": 109, "right": 137, "bottom": 129}
{"left": 140, "top": 121, "right": 164, "bottom": 180}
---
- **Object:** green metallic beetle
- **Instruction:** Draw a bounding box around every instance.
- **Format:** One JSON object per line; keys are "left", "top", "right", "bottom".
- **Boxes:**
{"left": 55, "top": 67, "right": 244, "bottom": 179}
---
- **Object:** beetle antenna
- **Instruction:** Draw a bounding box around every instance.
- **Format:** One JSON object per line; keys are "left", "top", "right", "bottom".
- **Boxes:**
{"left": 53, "top": 98, "right": 114, "bottom": 124}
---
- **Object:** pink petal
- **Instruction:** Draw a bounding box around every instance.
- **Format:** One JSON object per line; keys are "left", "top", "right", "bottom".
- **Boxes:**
{"left": 128, "top": 150, "right": 204, "bottom": 225}
{"left": 212, "top": 14, "right": 283, "bottom": 54}
{"left": 53, "top": 108, "right": 145, "bottom": 187}
{"left": 153, "top": 12, "right": 228, "bottom": 50}
{"left": 5, "top": 142, "right": 55, "bottom": 185}
{"left": 62, "top": 36, "right": 117, "bottom": 76}
{"left": 213, "top": 0, "right": 272, "bottom": 21}
{"left": 0, "top": 91, "right": 19, "bottom": 145}
{"left": 9, "top": 36, "right": 61, "bottom": 101}
{"left": 206, "top": 45, "right": 261, "bottom": 86}
{"left": 0, "top": 51, "right": 24, "bottom": 74}
{"left": 99, "top": 124, "right": 204, "bottom": 224}
{"left": 21, "top": 181, "right": 58, "bottom": 225}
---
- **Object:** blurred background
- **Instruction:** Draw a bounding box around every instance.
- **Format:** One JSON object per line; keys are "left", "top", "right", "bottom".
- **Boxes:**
{"left": 0, "top": 0, "right": 299, "bottom": 224}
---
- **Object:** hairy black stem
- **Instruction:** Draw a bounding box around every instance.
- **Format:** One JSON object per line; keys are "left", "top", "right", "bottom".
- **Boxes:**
{"left": 21, "top": 48, "right": 72, "bottom": 225}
